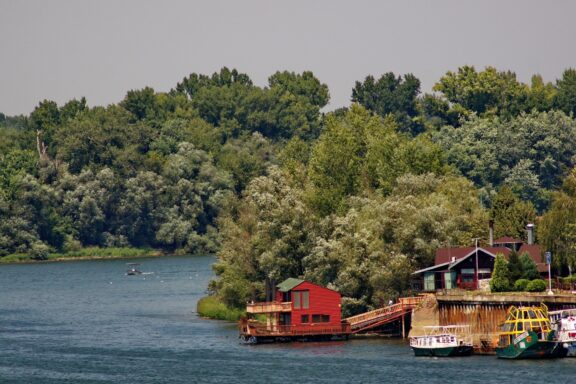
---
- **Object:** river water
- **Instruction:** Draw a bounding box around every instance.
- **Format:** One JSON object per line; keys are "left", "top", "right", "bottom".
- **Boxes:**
{"left": 0, "top": 255, "right": 574, "bottom": 383}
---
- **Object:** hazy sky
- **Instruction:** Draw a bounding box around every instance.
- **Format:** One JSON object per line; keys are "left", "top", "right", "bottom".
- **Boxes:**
{"left": 1, "top": 0, "right": 576, "bottom": 116}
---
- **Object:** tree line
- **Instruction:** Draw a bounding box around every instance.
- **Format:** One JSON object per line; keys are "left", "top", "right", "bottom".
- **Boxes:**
{"left": 2, "top": 66, "right": 576, "bottom": 315}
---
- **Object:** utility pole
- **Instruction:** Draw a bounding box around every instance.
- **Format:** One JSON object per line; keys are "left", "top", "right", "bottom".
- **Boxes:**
{"left": 473, "top": 238, "right": 481, "bottom": 290}
{"left": 546, "top": 251, "right": 553, "bottom": 295}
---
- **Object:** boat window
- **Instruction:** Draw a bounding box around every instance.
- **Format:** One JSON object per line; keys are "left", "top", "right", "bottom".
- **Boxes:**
{"left": 524, "top": 322, "right": 531, "bottom": 331}
{"left": 527, "top": 310, "right": 537, "bottom": 319}
{"left": 293, "top": 292, "right": 301, "bottom": 309}
{"left": 302, "top": 291, "right": 309, "bottom": 309}
{"left": 503, "top": 323, "right": 513, "bottom": 332}
{"left": 517, "top": 322, "right": 523, "bottom": 332}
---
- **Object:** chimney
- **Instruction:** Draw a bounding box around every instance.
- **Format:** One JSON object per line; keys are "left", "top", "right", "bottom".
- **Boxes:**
{"left": 526, "top": 223, "right": 534, "bottom": 245}
{"left": 488, "top": 219, "right": 494, "bottom": 247}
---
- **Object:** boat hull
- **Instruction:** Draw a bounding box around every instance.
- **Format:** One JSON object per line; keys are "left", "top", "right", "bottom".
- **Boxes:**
{"left": 412, "top": 345, "right": 473, "bottom": 357}
{"left": 496, "top": 338, "right": 564, "bottom": 359}
{"left": 560, "top": 341, "right": 576, "bottom": 357}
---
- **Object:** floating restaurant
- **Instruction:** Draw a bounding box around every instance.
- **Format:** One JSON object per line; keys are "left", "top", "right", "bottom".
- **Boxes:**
{"left": 239, "top": 278, "right": 350, "bottom": 343}
{"left": 239, "top": 278, "right": 423, "bottom": 343}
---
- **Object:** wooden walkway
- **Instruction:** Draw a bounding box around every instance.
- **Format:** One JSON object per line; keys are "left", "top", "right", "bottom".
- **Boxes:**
{"left": 344, "top": 296, "right": 425, "bottom": 334}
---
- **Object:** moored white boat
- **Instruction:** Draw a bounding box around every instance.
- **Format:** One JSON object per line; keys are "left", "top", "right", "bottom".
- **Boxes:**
{"left": 410, "top": 325, "right": 473, "bottom": 357}
{"left": 550, "top": 309, "right": 576, "bottom": 357}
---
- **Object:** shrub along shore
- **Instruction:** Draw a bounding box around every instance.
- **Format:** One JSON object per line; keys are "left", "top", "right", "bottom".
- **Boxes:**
{"left": 0, "top": 247, "right": 164, "bottom": 264}
{"left": 197, "top": 295, "right": 245, "bottom": 321}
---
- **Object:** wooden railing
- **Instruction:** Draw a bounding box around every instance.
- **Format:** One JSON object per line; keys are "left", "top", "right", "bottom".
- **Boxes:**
{"left": 246, "top": 301, "right": 292, "bottom": 314}
{"left": 344, "top": 296, "right": 425, "bottom": 332}
{"left": 398, "top": 296, "right": 425, "bottom": 307}
{"left": 346, "top": 303, "right": 403, "bottom": 327}
{"left": 241, "top": 320, "right": 351, "bottom": 336}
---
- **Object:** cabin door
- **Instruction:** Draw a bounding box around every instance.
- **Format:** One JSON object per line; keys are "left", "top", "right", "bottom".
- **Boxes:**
{"left": 280, "top": 313, "right": 291, "bottom": 326}
{"left": 444, "top": 271, "right": 457, "bottom": 289}
{"left": 424, "top": 272, "right": 435, "bottom": 291}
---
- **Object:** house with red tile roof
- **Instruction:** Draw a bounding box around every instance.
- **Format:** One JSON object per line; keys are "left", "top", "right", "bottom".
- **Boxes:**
{"left": 412, "top": 224, "right": 547, "bottom": 291}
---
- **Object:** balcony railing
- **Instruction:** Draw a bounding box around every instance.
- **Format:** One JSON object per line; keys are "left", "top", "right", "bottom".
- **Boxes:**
{"left": 398, "top": 296, "right": 425, "bottom": 307}
{"left": 246, "top": 301, "right": 292, "bottom": 314}
{"left": 240, "top": 319, "right": 351, "bottom": 336}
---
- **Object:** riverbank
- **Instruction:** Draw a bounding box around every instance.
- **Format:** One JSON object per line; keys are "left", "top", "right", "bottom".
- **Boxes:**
{"left": 0, "top": 247, "right": 165, "bottom": 264}
{"left": 197, "top": 295, "right": 245, "bottom": 321}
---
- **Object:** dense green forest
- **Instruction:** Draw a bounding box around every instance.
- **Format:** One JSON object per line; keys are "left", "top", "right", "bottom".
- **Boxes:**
{"left": 3, "top": 66, "right": 576, "bottom": 315}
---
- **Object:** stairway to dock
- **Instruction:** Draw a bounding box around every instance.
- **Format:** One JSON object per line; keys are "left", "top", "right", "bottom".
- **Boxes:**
{"left": 344, "top": 296, "right": 425, "bottom": 334}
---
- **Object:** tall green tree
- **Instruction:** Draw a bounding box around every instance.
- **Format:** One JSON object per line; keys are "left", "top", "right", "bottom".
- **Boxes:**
{"left": 268, "top": 70, "right": 330, "bottom": 108}
{"left": 307, "top": 105, "right": 367, "bottom": 215}
{"left": 352, "top": 72, "right": 422, "bottom": 135}
{"left": 490, "top": 186, "right": 536, "bottom": 240}
{"left": 526, "top": 75, "right": 556, "bottom": 112}
{"left": 490, "top": 254, "right": 511, "bottom": 292}
{"left": 555, "top": 68, "right": 576, "bottom": 116}
{"left": 212, "top": 166, "right": 316, "bottom": 307}
{"left": 433, "top": 110, "right": 576, "bottom": 210}
{"left": 433, "top": 65, "right": 528, "bottom": 118}
{"left": 120, "top": 87, "right": 160, "bottom": 122}
{"left": 520, "top": 253, "right": 540, "bottom": 280}
{"left": 507, "top": 250, "right": 523, "bottom": 283}
{"left": 539, "top": 168, "right": 576, "bottom": 274}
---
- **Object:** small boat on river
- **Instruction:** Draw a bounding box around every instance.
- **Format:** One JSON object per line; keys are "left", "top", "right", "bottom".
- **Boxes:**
{"left": 126, "top": 263, "right": 143, "bottom": 275}
{"left": 550, "top": 308, "right": 576, "bottom": 357}
{"left": 495, "top": 304, "right": 564, "bottom": 359}
{"left": 409, "top": 325, "right": 473, "bottom": 357}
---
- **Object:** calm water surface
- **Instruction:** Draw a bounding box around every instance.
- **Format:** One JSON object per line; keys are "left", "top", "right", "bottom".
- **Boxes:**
{"left": 1, "top": 255, "right": 574, "bottom": 383}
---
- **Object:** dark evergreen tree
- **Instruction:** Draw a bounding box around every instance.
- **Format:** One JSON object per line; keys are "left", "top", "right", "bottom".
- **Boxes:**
{"left": 555, "top": 68, "right": 576, "bottom": 116}
{"left": 520, "top": 253, "right": 540, "bottom": 280}
{"left": 351, "top": 72, "right": 422, "bottom": 135}
{"left": 507, "top": 250, "right": 523, "bottom": 284}
{"left": 490, "top": 254, "right": 511, "bottom": 292}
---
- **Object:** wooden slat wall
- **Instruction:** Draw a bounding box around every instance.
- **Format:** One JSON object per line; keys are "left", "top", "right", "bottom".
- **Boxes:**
{"left": 438, "top": 303, "right": 508, "bottom": 352}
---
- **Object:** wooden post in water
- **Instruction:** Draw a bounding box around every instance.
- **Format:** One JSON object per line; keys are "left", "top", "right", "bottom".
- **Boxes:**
{"left": 401, "top": 313, "right": 406, "bottom": 338}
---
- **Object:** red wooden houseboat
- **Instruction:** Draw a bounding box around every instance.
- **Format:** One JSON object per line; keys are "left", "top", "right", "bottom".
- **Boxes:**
{"left": 239, "top": 278, "right": 351, "bottom": 343}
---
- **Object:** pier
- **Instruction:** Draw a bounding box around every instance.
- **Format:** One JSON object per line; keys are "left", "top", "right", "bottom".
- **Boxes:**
{"left": 410, "top": 291, "right": 576, "bottom": 353}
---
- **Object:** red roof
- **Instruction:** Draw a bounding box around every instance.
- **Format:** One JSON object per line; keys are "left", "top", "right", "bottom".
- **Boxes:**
{"left": 517, "top": 244, "right": 547, "bottom": 273}
{"left": 493, "top": 236, "right": 523, "bottom": 244}
{"left": 435, "top": 247, "right": 511, "bottom": 265}
{"left": 435, "top": 244, "right": 545, "bottom": 272}
{"left": 435, "top": 247, "right": 475, "bottom": 265}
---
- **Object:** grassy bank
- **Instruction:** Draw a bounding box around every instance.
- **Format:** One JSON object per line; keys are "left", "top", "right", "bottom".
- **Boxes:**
{"left": 0, "top": 247, "right": 164, "bottom": 264}
{"left": 197, "top": 295, "right": 245, "bottom": 321}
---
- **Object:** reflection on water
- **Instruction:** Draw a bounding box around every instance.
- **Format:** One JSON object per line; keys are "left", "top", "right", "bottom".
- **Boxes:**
{"left": 1, "top": 255, "right": 575, "bottom": 384}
